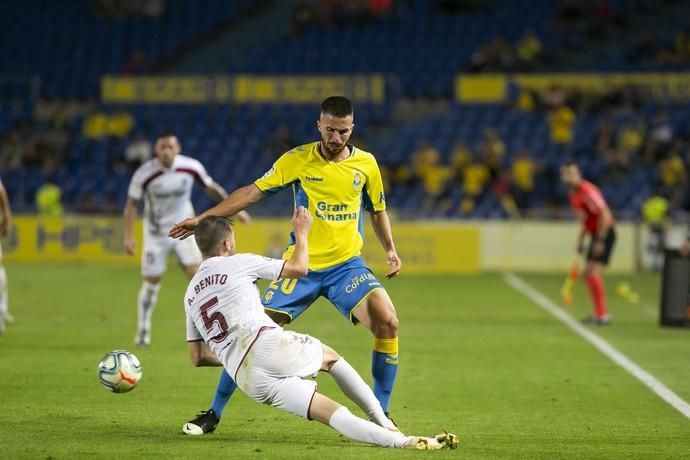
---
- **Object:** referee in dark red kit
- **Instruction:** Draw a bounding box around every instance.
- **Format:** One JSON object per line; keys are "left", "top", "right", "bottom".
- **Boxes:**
{"left": 561, "top": 162, "right": 616, "bottom": 325}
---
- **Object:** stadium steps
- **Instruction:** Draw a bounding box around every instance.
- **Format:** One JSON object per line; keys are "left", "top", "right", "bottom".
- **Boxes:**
{"left": 158, "top": 1, "right": 295, "bottom": 74}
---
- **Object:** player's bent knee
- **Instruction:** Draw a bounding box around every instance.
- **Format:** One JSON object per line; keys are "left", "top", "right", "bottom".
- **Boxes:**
{"left": 143, "top": 275, "right": 162, "bottom": 285}
{"left": 373, "top": 313, "right": 399, "bottom": 338}
{"left": 320, "top": 344, "right": 341, "bottom": 371}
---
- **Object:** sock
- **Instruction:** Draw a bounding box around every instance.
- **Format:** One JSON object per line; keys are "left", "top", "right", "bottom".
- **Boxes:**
{"left": 329, "top": 358, "right": 395, "bottom": 429}
{"left": 371, "top": 337, "right": 399, "bottom": 413}
{"left": 328, "top": 406, "right": 410, "bottom": 448}
{"left": 0, "top": 265, "right": 7, "bottom": 316}
{"left": 586, "top": 273, "right": 608, "bottom": 318}
{"left": 210, "top": 369, "right": 237, "bottom": 419}
{"left": 137, "top": 281, "right": 161, "bottom": 333}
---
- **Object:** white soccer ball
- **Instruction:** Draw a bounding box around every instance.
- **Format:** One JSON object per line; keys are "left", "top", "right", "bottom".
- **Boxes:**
{"left": 97, "top": 350, "right": 142, "bottom": 393}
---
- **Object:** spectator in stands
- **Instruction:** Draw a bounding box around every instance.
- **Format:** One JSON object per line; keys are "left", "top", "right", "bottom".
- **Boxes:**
{"left": 491, "top": 168, "right": 519, "bottom": 218}
{"left": 642, "top": 190, "right": 670, "bottom": 272}
{"left": 124, "top": 133, "right": 153, "bottom": 169}
{"left": 0, "top": 131, "right": 24, "bottom": 172}
{"left": 548, "top": 102, "right": 576, "bottom": 159}
{"left": 35, "top": 183, "right": 63, "bottom": 217}
{"left": 674, "top": 30, "right": 690, "bottom": 62}
{"left": 82, "top": 109, "right": 135, "bottom": 140}
{"left": 596, "top": 118, "right": 615, "bottom": 158}
{"left": 412, "top": 140, "right": 441, "bottom": 182}
{"left": 107, "top": 109, "right": 135, "bottom": 139}
{"left": 516, "top": 29, "right": 542, "bottom": 70}
{"left": 479, "top": 128, "right": 506, "bottom": 179}
{"left": 469, "top": 36, "right": 515, "bottom": 72}
{"left": 459, "top": 154, "right": 490, "bottom": 215}
{"left": 450, "top": 139, "right": 472, "bottom": 181}
{"left": 657, "top": 149, "right": 686, "bottom": 206}
{"left": 123, "top": 50, "right": 149, "bottom": 75}
{"left": 82, "top": 110, "right": 109, "bottom": 140}
{"left": 644, "top": 110, "right": 673, "bottom": 163}
{"left": 616, "top": 118, "right": 644, "bottom": 158}
{"left": 511, "top": 147, "right": 538, "bottom": 209}
{"left": 513, "top": 87, "right": 537, "bottom": 112}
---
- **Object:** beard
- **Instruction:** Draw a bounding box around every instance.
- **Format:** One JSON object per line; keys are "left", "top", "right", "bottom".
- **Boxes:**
{"left": 322, "top": 140, "right": 346, "bottom": 157}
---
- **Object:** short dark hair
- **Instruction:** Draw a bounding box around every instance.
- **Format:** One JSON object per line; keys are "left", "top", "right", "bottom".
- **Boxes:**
{"left": 561, "top": 160, "right": 578, "bottom": 168}
{"left": 194, "top": 216, "right": 233, "bottom": 257}
{"left": 156, "top": 132, "right": 177, "bottom": 141}
{"left": 321, "top": 96, "right": 353, "bottom": 118}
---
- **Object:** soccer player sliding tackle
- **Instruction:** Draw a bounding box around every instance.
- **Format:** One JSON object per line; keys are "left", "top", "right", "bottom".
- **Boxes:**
{"left": 183, "top": 209, "right": 457, "bottom": 450}
{"left": 170, "top": 97, "right": 402, "bottom": 435}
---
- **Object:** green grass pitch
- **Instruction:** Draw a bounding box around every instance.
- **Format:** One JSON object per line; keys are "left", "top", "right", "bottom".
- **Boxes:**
{"left": 1, "top": 263, "right": 689, "bottom": 459}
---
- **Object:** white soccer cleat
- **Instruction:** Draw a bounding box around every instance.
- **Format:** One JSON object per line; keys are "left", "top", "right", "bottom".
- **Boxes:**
{"left": 134, "top": 329, "right": 151, "bottom": 348}
{"left": 404, "top": 432, "right": 459, "bottom": 450}
{"left": 1, "top": 311, "right": 14, "bottom": 324}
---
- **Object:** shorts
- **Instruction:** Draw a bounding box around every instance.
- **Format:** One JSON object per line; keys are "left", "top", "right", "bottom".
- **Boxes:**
{"left": 141, "top": 232, "right": 201, "bottom": 277}
{"left": 587, "top": 227, "right": 616, "bottom": 265}
{"left": 234, "top": 328, "right": 323, "bottom": 419}
{"left": 261, "top": 256, "right": 384, "bottom": 324}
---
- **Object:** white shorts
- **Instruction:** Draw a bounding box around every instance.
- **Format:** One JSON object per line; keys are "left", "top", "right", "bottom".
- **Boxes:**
{"left": 235, "top": 329, "right": 324, "bottom": 419}
{"left": 141, "top": 232, "right": 201, "bottom": 277}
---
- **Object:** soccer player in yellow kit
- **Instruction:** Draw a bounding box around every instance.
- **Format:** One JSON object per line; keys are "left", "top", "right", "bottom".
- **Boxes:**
{"left": 170, "top": 96, "right": 402, "bottom": 435}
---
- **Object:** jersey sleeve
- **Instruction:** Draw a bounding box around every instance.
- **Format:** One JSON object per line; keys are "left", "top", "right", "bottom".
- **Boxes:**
{"left": 362, "top": 155, "right": 386, "bottom": 213}
{"left": 235, "top": 253, "right": 287, "bottom": 280}
{"left": 193, "top": 160, "right": 214, "bottom": 187}
{"left": 185, "top": 312, "right": 203, "bottom": 342}
{"left": 253, "top": 151, "right": 301, "bottom": 195}
{"left": 127, "top": 167, "right": 146, "bottom": 201}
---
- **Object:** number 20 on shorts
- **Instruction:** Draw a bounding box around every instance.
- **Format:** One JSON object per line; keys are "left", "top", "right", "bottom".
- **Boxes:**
{"left": 268, "top": 278, "right": 298, "bottom": 295}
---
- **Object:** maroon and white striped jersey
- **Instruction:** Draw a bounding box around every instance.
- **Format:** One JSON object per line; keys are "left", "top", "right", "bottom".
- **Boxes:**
{"left": 128, "top": 155, "right": 213, "bottom": 234}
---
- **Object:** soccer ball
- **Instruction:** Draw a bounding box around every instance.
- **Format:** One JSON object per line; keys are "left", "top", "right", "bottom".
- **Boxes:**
{"left": 97, "top": 350, "right": 142, "bottom": 393}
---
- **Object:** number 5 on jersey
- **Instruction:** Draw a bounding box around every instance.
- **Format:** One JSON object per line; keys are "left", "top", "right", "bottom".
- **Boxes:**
{"left": 199, "top": 296, "right": 229, "bottom": 343}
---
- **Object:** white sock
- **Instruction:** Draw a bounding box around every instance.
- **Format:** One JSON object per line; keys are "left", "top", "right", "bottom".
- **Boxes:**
{"left": 329, "top": 358, "right": 395, "bottom": 429}
{"left": 0, "top": 265, "right": 8, "bottom": 315}
{"left": 328, "top": 406, "right": 410, "bottom": 448}
{"left": 137, "top": 281, "right": 161, "bottom": 332}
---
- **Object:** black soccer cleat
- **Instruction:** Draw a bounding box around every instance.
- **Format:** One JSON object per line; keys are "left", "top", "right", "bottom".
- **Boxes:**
{"left": 581, "top": 314, "right": 612, "bottom": 326}
{"left": 182, "top": 409, "right": 219, "bottom": 435}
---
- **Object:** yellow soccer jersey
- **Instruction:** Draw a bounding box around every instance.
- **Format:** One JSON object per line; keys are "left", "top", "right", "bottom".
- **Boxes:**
{"left": 254, "top": 141, "right": 386, "bottom": 270}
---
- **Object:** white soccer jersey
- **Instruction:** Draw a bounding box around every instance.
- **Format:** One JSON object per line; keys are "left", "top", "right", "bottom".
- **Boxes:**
{"left": 184, "top": 254, "right": 286, "bottom": 378}
{"left": 128, "top": 155, "right": 213, "bottom": 235}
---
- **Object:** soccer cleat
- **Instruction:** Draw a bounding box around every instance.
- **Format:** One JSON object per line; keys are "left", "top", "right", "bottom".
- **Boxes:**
{"left": 134, "top": 329, "right": 151, "bottom": 347}
{"left": 581, "top": 314, "right": 612, "bottom": 326}
{"left": 1, "top": 312, "right": 14, "bottom": 324}
{"left": 182, "top": 409, "right": 219, "bottom": 436}
{"left": 404, "top": 432, "right": 458, "bottom": 450}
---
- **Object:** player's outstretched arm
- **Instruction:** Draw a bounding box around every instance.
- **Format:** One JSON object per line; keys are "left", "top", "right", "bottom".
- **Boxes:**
{"left": 187, "top": 341, "right": 222, "bottom": 367}
{"left": 370, "top": 210, "right": 401, "bottom": 279}
{"left": 0, "top": 182, "right": 12, "bottom": 237}
{"left": 169, "top": 184, "right": 264, "bottom": 239}
{"left": 281, "top": 207, "right": 313, "bottom": 279}
{"left": 122, "top": 197, "right": 139, "bottom": 255}
{"left": 205, "top": 182, "right": 252, "bottom": 224}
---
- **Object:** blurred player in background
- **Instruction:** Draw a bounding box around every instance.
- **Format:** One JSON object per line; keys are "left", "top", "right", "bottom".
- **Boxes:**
{"left": 561, "top": 162, "right": 616, "bottom": 325}
{"left": 0, "top": 179, "right": 12, "bottom": 335}
{"left": 184, "top": 212, "right": 457, "bottom": 450}
{"left": 123, "top": 132, "right": 250, "bottom": 347}
{"left": 170, "top": 96, "right": 403, "bottom": 435}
